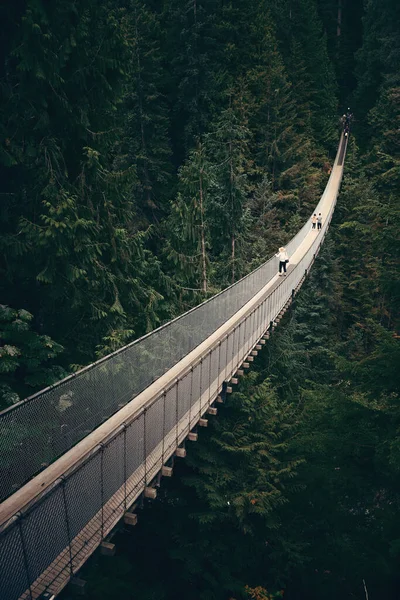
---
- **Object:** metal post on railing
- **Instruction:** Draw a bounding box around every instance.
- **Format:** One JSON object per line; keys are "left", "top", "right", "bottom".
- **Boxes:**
{"left": 260, "top": 297, "right": 265, "bottom": 333}
{"left": 220, "top": 380, "right": 228, "bottom": 403}
{"left": 231, "top": 327, "right": 236, "bottom": 372}
{"left": 257, "top": 299, "right": 262, "bottom": 335}
{"left": 123, "top": 425, "right": 127, "bottom": 511}
{"left": 159, "top": 391, "right": 165, "bottom": 463}
{"left": 100, "top": 444, "right": 104, "bottom": 539}
{"left": 18, "top": 517, "right": 33, "bottom": 600}
{"left": 217, "top": 341, "right": 222, "bottom": 390}
{"left": 222, "top": 336, "right": 228, "bottom": 383}
{"left": 188, "top": 371, "right": 193, "bottom": 431}
{"left": 175, "top": 380, "right": 179, "bottom": 448}
{"left": 243, "top": 316, "right": 248, "bottom": 357}
{"left": 61, "top": 476, "right": 74, "bottom": 577}
{"left": 199, "top": 359, "right": 203, "bottom": 417}
{"left": 143, "top": 408, "right": 148, "bottom": 486}
{"left": 207, "top": 350, "right": 212, "bottom": 404}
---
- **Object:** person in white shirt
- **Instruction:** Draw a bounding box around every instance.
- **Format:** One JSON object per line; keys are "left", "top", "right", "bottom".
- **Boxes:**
{"left": 317, "top": 213, "right": 322, "bottom": 230}
{"left": 276, "top": 247, "right": 289, "bottom": 276}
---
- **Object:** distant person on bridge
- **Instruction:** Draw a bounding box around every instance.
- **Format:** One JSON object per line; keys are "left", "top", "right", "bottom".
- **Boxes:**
{"left": 342, "top": 108, "right": 353, "bottom": 137}
{"left": 317, "top": 213, "right": 322, "bottom": 230}
{"left": 312, "top": 214, "right": 317, "bottom": 229}
{"left": 276, "top": 246, "right": 289, "bottom": 276}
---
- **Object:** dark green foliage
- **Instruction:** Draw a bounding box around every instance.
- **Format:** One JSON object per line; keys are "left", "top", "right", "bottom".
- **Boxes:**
{"left": 271, "top": 0, "right": 339, "bottom": 146}
{"left": 353, "top": 0, "right": 400, "bottom": 145}
{"left": 317, "top": 0, "right": 364, "bottom": 104}
{"left": 3, "top": 1, "right": 400, "bottom": 599}
{"left": 166, "top": 140, "right": 214, "bottom": 294}
{"left": 0, "top": 304, "right": 65, "bottom": 408}
{"left": 184, "top": 374, "right": 302, "bottom": 528}
{"left": 161, "top": 0, "right": 222, "bottom": 162}
{"left": 74, "top": 375, "right": 303, "bottom": 600}
{"left": 208, "top": 95, "right": 253, "bottom": 284}
{"left": 116, "top": 0, "right": 173, "bottom": 223}
{"left": 0, "top": 0, "right": 172, "bottom": 364}
{"left": 1, "top": 0, "right": 334, "bottom": 375}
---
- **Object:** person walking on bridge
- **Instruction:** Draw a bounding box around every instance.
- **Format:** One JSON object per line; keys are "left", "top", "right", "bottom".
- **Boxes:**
{"left": 317, "top": 213, "right": 322, "bottom": 230}
{"left": 312, "top": 214, "right": 317, "bottom": 229}
{"left": 276, "top": 246, "right": 289, "bottom": 276}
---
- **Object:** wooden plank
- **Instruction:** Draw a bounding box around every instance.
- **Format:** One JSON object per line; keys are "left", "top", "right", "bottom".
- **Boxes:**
{"left": 124, "top": 513, "right": 138, "bottom": 526}
{"left": 144, "top": 487, "right": 157, "bottom": 500}
{"left": 100, "top": 542, "right": 116, "bottom": 557}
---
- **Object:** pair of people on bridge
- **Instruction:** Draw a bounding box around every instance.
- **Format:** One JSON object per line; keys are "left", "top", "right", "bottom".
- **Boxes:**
{"left": 312, "top": 213, "right": 322, "bottom": 230}
{"left": 341, "top": 109, "right": 353, "bottom": 137}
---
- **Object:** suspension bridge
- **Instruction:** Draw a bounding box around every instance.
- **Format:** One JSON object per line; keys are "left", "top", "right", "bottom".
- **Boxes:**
{"left": 0, "top": 134, "right": 348, "bottom": 600}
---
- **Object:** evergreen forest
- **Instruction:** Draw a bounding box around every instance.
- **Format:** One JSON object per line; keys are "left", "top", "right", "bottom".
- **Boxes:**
{"left": 0, "top": 0, "right": 399, "bottom": 598}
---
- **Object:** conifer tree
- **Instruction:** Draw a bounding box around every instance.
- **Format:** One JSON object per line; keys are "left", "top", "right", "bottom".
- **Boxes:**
{"left": 0, "top": 305, "right": 65, "bottom": 408}
{"left": 116, "top": 0, "right": 172, "bottom": 224}
{"left": 353, "top": 0, "right": 400, "bottom": 141}
{"left": 186, "top": 373, "right": 302, "bottom": 531}
{"left": 161, "top": 0, "right": 221, "bottom": 162}
{"left": 167, "top": 141, "right": 213, "bottom": 294}
{"left": 271, "top": 0, "right": 338, "bottom": 145}
{"left": 246, "top": 9, "right": 313, "bottom": 205}
{"left": 209, "top": 91, "right": 253, "bottom": 283}
{"left": 0, "top": 0, "right": 170, "bottom": 362}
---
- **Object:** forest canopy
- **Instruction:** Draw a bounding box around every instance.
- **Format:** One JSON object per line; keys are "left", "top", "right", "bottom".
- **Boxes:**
{"left": 1, "top": 0, "right": 343, "bottom": 405}
{"left": 1, "top": 0, "right": 399, "bottom": 598}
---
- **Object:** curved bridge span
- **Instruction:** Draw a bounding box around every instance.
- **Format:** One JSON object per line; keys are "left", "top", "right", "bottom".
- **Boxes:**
{"left": 0, "top": 135, "right": 348, "bottom": 600}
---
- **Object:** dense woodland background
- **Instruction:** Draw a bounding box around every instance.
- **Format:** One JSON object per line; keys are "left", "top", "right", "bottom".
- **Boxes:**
{"left": 0, "top": 0, "right": 399, "bottom": 598}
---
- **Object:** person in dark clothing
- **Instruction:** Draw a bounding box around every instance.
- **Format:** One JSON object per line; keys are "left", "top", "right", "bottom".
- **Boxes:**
{"left": 276, "top": 247, "right": 289, "bottom": 276}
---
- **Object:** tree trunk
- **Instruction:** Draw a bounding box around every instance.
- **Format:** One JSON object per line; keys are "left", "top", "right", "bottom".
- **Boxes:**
{"left": 134, "top": 10, "right": 152, "bottom": 207}
{"left": 230, "top": 140, "right": 235, "bottom": 284}
{"left": 231, "top": 234, "right": 235, "bottom": 283}
{"left": 337, "top": 0, "right": 342, "bottom": 39}
{"left": 199, "top": 166, "right": 207, "bottom": 294}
